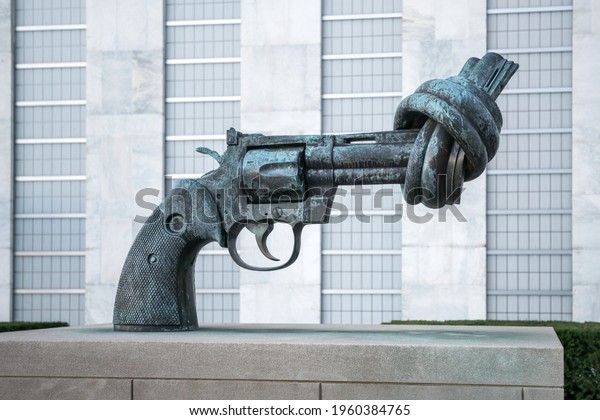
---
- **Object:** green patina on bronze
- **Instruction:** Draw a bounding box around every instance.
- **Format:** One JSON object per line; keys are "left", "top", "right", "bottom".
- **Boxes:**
{"left": 113, "top": 53, "right": 518, "bottom": 331}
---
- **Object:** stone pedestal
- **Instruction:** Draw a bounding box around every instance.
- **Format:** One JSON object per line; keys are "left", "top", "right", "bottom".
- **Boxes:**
{"left": 0, "top": 324, "right": 563, "bottom": 400}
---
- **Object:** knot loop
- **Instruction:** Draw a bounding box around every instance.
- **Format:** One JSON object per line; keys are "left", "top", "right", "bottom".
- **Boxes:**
{"left": 394, "top": 53, "right": 517, "bottom": 208}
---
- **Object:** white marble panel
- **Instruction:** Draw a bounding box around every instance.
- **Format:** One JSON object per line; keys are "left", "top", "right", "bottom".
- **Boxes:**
{"left": 573, "top": 0, "right": 600, "bottom": 321}
{"left": 0, "top": 0, "right": 12, "bottom": 321}
{"left": 401, "top": 0, "right": 487, "bottom": 320}
{"left": 86, "top": 1, "right": 165, "bottom": 324}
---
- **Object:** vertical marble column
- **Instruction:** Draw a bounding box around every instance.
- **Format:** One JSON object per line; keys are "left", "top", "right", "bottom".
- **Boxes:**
{"left": 401, "top": 0, "right": 487, "bottom": 320}
{"left": 0, "top": 0, "right": 12, "bottom": 322}
{"left": 86, "top": 0, "right": 165, "bottom": 324}
{"left": 239, "top": 0, "right": 322, "bottom": 323}
{"left": 572, "top": 0, "right": 600, "bottom": 321}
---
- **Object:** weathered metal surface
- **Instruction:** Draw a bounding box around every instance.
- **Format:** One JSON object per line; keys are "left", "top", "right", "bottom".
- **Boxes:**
{"left": 395, "top": 53, "right": 518, "bottom": 208}
{"left": 113, "top": 53, "right": 518, "bottom": 331}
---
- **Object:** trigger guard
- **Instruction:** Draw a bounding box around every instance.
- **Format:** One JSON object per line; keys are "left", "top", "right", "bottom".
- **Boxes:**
{"left": 227, "top": 223, "right": 305, "bottom": 271}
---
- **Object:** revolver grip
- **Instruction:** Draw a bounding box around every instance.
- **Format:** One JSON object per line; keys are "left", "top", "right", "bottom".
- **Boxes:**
{"left": 113, "top": 182, "right": 223, "bottom": 331}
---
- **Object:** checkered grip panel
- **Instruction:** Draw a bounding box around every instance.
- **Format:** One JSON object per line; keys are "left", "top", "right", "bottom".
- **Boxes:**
{"left": 113, "top": 208, "right": 184, "bottom": 326}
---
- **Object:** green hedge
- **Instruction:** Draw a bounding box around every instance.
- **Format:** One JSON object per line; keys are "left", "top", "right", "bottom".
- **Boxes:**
{"left": 0, "top": 322, "right": 69, "bottom": 333}
{"left": 388, "top": 320, "right": 600, "bottom": 400}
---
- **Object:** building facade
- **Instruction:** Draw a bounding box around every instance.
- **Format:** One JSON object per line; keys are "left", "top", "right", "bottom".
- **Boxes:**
{"left": 1, "top": 0, "right": 598, "bottom": 325}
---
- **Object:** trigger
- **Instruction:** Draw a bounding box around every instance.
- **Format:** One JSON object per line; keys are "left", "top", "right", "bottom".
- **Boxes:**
{"left": 227, "top": 223, "right": 305, "bottom": 272}
{"left": 246, "top": 222, "right": 279, "bottom": 261}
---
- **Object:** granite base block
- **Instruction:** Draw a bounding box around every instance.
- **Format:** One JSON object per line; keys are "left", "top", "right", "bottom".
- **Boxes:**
{"left": 0, "top": 324, "right": 564, "bottom": 400}
{"left": 133, "top": 379, "right": 319, "bottom": 400}
{"left": 0, "top": 377, "right": 131, "bottom": 400}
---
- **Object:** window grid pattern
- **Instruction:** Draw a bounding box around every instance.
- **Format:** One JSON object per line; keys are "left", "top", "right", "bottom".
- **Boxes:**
{"left": 322, "top": 18, "right": 402, "bottom": 56}
{"left": 488, "top": 10, "right": 572, "bottom": 50}
{"left": 14, "top": 219, "right": 85, "bottom": 252}
{"left": 323, "top": 0, "right": 403, "bottom": 15}
{"left": 166, "top": 140, "right": 226, "bottom": 174}
{"left": 323, "top": 57, "right": 402, "bottom": 94}
{"left": 322, "top": 255, "right": 401, "bottom": 291}
{"left": 322, "top": 294, "right": 401, "bottom": 324}
{"left": 166, "top": 102, "right": 240, "bottom": 137}
{"left": 165, "top": 0, "right": 241, "bottom": 323}
{"left": 15, "top": 105, "right": 85, "bottom": 139}
{"left": 488, "top": 132, "right": 571, "bottom": 171}
{"left": 322, "top": 216, "right": 402, "bottom": 251}
{"left": 166, "top": 25, "right": 240, "bottom": 60}
{"left": 15, "top": 181, "right": 85, "bottom": 214}
{"left": 488, "top": 173, "right": 571, "bottom": 210}
{"left": 14, "top": 256, "right": 84, "bottom": 289}
{"left": 486, "top": 1, "right": 572, "bottom": 321}
{"left": 15, "top": 143, "right": 85, "bottom": 176}
{"left": 332, "top": 184, "right": 404, "bottom": 212}
{"left": 14, "top": 294, "right": 84, "bottom": 326}
{"left": 16, "top": 0, "right": 86, "bottom": 26}
{"left": 197, "top": 293, "right": 240, "bottom": 324}
{"left": 195, "top": 253, "right": 240, "bottom": 290}
{"left": 15, "top": 30, "right": 85, "bottom": 64}
{"left": 488, "top": 255, "right": 572, "bottom": 292}
{"left": 321, "top": 1, "right": 402, "bottom": 324}
{"left": 166, "top": 63, "right": 240, "bottom": 98}
{"left": 489, "top": 0, "right": 572, "bottom": 8}
{"left": 16, "top": 67, "right": 85, "bottom": 101}
{"left": 495, "top": 92, "right": 571, "bottom": 130}
{"left": 13, "top": 1, "right": 87, "bottom": 325}
{"left": 323, "top": 96, "right": 401, "bottom": 134}
{"left": 488, "top": 214, "right": 571, "bottom": 251}
{"left": 166, "top": 0, "right": 240, "bottom": 21}
{"left": 498, "top": 52, "right": 571, "bottom": 89}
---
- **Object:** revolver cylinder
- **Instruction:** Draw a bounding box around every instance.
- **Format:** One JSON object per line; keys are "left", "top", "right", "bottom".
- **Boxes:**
{"left": 241, "top": 147, "right": 306, "bottom": 202}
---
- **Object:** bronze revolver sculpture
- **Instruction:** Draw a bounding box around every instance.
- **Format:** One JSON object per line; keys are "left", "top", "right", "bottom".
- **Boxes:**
{"left": 114, "top": 53, "right": 518, "bottom": 331}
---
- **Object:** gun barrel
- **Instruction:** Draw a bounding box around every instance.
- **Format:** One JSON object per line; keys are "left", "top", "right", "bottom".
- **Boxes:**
{"left": 333, "top": 130, "right": 418, "bottom": 185}
{"left": 305, "top": 130, "right": 418, "bottom": 187}
{"left": 333, "top": 167, "right": 408, "bottom": 185}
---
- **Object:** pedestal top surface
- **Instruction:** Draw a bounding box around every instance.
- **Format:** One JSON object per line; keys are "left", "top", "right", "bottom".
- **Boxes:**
{"left": 0, "top": 323, "right": 562, "bottom": 349}
{"left": 0, "top": 324, "right": 563, "bottom": 386}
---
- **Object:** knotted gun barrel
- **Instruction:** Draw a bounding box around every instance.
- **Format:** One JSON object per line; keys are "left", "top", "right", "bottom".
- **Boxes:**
{"left": 113, "top": 53, "right": 517, "bottom": 331}
{"left": 396, "top": 53, "right": 518, "bottom": 208}
{"left": 241, "top": 53, "right": 517, "bottom": 209}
